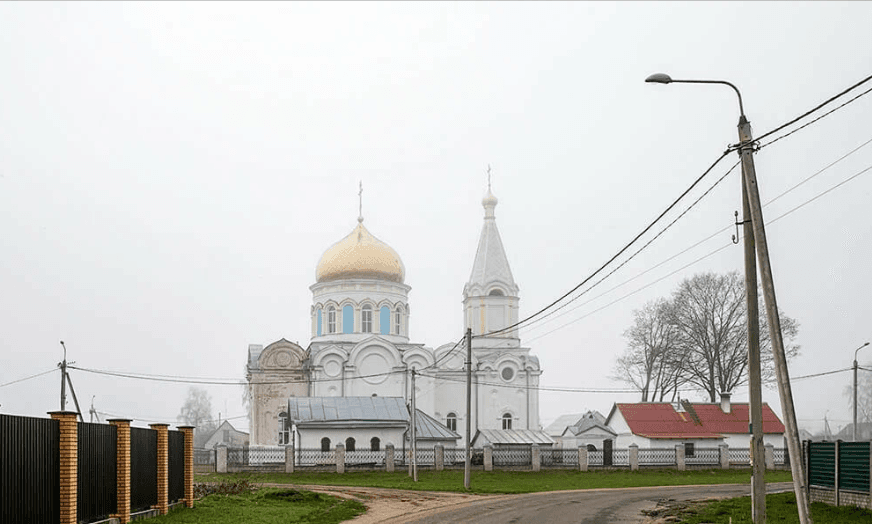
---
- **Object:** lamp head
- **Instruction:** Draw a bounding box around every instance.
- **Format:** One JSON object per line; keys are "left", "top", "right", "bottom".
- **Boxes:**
{"left": 645, "top": 73, "right": 673, "bottom": 84}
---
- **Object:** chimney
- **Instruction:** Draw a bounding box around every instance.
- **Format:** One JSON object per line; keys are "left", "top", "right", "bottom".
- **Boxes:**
{"left": 719, "top": 392, "right": 732, "bottom": 414}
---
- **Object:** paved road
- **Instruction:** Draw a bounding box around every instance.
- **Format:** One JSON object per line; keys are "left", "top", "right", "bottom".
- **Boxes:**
{"left": 387, "top": 482, "right": 795, "bottom": 524}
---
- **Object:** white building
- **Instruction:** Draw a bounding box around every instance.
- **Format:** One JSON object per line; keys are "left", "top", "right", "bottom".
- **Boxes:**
{"left": 246, "top": 184, "right": 542, "bottom": 446}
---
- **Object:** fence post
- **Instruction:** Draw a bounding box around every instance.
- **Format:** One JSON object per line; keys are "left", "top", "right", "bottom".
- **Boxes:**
{"left": 531, "top": 444, "right": 540, "bottom": 472}
{"left": 835, "top": 440, "right": 841, "bottom": 506}
{"left": 764, "top": 444, "right": 775, "bottom": 470}
{"left": 629, "top": 444, "right": 639, "bottom": 471}
{"left": 484, "top": 444, "right": 493, "bottom": 472}
{"left": 719, "top": 444, "right": 729, "bottom": 469}
{"left": 804, "top": 440, "right": 810, "bottom": 504}
{"left": 336, "top": 444, "right": 345, "bottom": 474}
{"left": 177, "top": 426, "right": 195, "bottom": 509}
{"left": 216, "top": 445, "right": 228, "bottom": 473}
{"left": 108, "top": 419, "right": 132, "bottom": 523}
{"left": 675, "top": 444, "right": 686, "bottom": 471}
{"left": 150, "top": 424, "right": 169, "bottom": 515}
{"left": 284, "top": 445, "right": 295, "bottom": 474}
{"left": 49, "top": 411, "right": 78, "bottom": 524}
{"left": 578, "top": 446, "right": 588, "bottom": 472}
{"left": 435, "top": 444, "right": 444, "bottom": 472}
{"left": 385, "top": 444, "right": 395, "bottom": 472}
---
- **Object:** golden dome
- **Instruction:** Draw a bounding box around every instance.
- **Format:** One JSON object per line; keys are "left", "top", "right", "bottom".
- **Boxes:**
{"left": 316, "top": 222, "right": 405, "bottom": 283}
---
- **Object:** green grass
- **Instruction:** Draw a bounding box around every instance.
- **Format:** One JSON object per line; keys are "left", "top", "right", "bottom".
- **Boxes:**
{"left": 198, "top": 468, "right": 793, "bottom": 494}
{"left": 148, "top": 488, "right": 365, "bottom": 524}
{"left": 680, "top": 491, "right": 872, "bottom": 523}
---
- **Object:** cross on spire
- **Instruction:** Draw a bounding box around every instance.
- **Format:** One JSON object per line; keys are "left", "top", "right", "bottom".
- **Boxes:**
{"left": 487, "top": 164, "right": 492, "bottom": 191}
{"left": 358, "top": 181, "right": 363, "bottom": 223}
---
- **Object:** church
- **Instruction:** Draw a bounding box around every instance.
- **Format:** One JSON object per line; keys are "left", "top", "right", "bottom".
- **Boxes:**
{"left": 245, "top": 182, "right": 543, "bottom": 449}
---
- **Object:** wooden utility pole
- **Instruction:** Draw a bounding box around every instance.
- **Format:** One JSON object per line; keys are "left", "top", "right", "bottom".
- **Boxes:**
{"left": 738, "top": 115, "right": 812, "bottom": 524}
{"left": 464, "top": 328, "right": 472, "bottom": 490}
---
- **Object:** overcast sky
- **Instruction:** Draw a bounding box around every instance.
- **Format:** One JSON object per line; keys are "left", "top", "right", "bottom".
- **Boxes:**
{"left": 2, "top": 2, "right": 871, "bottom": 436}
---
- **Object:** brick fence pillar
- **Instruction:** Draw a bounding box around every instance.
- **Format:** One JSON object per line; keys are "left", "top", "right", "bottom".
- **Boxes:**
{"left": 578, "top": 446, "right": 588, "bottom": 472}
{"left": 675, "top": 444, "right": 686, "bottom": 471}
{"left": 435, "top": 444, "right": 444, "bottom": 471}
{"left": 629, "top": 444, "right": 639, "bottom": 471}
{"left": 385, "top": 444, "right": 395, "bottom": 472}
{"left": 484, "top": 444, "right": 493, "bottom": 472}
{"left": 178, "top": 426, "right": 195, "bottom": 508}
{"left": 531, "top": 444, "right": 541, "bottom": 472}
{"left": 336, "top": 444, "right": 345, "bottom": 474}
{"left": 150, "top": 424, "right": 169, "bottom": 515}
{"left": 49, "top": 411, "right": 78, "bottom": 524}
{"left": 108, "top": 419, "right": 132, "bottom": 522}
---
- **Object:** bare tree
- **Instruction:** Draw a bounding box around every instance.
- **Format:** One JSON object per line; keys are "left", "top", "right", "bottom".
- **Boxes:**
{"left": 177, "top": 386, "right": 216, "bottom": 431}
{"left": 844, "top": 366, "right": 872, "bottom": 435}
{"left": 613, "top": 298, "right": 686, "bottom": 401}
{"left": 668, "top": 271, "right": 800, "bottom": 401}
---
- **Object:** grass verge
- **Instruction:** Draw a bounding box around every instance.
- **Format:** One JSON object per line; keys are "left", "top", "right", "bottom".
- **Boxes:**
{"left": 662, "top": 491, "right": 872, "bottom": 523}
{"left": 148, "top": 485, "right": 365, "bottom": 524}
{"left": 197, "top": 468, "right": 792, "bottom": 494}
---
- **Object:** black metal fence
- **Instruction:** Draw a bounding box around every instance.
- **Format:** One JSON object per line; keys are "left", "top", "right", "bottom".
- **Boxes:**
{"left": 77, "top": 421, "right": 117, "bottom": 522}
{"left": 168, "top": 430, "right": 186, "bottom": 503}
{"left": 130, "top": 427, "right": 158, "bottom": 512}
{"left": 1, "top": 414, "right": 60, "bottom": 524}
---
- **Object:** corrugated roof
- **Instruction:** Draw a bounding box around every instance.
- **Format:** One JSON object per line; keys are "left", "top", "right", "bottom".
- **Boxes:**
{"left": 473, "top": 429, "right": 554, "bottom": 446}
{"left": 288, "top": 397, "right": 409, "bottom": 423}
{"left": 413, "top": 409, "right": 461, "bottom": 441}
{"left": 615, "top": 402, "right": 785, "bottom": 439}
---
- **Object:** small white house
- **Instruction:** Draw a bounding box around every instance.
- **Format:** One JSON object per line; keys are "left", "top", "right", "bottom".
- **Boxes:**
{"left": 606, "top": 394, "right": 785, "bottom": 450}
{"left": 559, "top": 411, "right": 616, "bottom": 451}
{"left": 286, "top": 396, "right": 459, "bottom": 455}
{"left": 202, "top": 421, "right": 249, "bottom": 449}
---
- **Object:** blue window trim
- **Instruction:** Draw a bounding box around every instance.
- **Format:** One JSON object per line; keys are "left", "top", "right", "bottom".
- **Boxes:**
{"left": 379, "top": 306, "right": 390, "bottom": 335}
{"left": 342, "top": 305, "right": 354, "bottom": 334}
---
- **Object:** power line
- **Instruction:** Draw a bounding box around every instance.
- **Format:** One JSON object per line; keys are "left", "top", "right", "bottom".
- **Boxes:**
{"left": 753, "top": 73, "right": 872, "bottom": 144}
{"left": 0, "top": 368, "right": 56, "bottom": 388}
{"left": 479, "top": 148, "right": 734, "bottom": 339}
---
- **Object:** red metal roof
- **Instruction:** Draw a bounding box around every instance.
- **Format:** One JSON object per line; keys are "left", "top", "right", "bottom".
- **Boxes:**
{"left": 616, "top": 402, "right": 785, "bottom": 439}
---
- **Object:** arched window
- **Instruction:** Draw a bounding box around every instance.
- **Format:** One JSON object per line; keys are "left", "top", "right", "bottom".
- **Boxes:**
{"left": 370, "top": 437, "right": 381, "bottom": 451}
{"left": 587, "top": 444, "right": 597, "bottom": 452}
{"left": 316, "top": 309, "right": 322, "bottom": 336}
{"left": 345, "top": 437, "right": 356, "bottom": 452}
{"left": 489, "top": 289, "right": 504, "bottom": 296}
{"left": 502, "top": 413, "right": 512, "bottom": 430}
{"left": 342, "top": 305, "right": 353, "bottom": 334}
{"left": 327, "top": 306, "right": 336, "bottom": 334}
{"left": 395, "top": 307, "right": 402, "bottom": 335}
{"left": 379, "top": 306, "right": 390, "bottom": 335}
{"left": 361, "top": 305, "right": 373, "bottom": 333}
{"left": 321, "top": 437, "right": 331, "bottom": 452}
{"left": 278, "top": 412, "right": 290, "bottom": 445}
{"left": 446, "top": 412, "right": 457, "bottom": 432}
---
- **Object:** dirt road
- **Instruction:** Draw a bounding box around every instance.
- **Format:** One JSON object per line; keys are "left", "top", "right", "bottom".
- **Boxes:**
{"left": 263, "top": 482, "right": 794, "bottom": 524}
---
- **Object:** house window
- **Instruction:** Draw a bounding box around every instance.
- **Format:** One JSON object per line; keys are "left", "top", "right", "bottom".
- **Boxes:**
{"left": 371, "top": 437, "right": 381, "bottom": 451}
{"left": 502, "top": 413, "right": 512, "bottom": 430}
{"left": 346, "top": 437, "right": 356, "bottom": 452}
{"left": 587, "top": 444, "right": 597, "bottom": 452}
{"left": 278, "top": 412, "right": 290, "bottom": 445}
{"left": 327, "top": 307, "right": 336, "bottom": 334}
{"left": 395, "top": 308, "right": 402, "bottom": 335}
{"left": 489, "top": 289, "right": 504, "bottom": 296}
{"left": 361, "top": 305, "right": 373, "bottom": 333}
{"left": 321, "top": 437, "right": 331, "bottom": 452}
{"left": 685, "top": 442, "right": 695, "bottom": 457}
{"left": 223, "top": 430, "right": 230, "bottom": 443}
{"left": 446, "top": 412, "right": 457, "bottom": 432}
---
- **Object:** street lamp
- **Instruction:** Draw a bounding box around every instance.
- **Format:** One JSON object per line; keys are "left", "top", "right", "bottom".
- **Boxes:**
{"left": 646, "top": 72, "right": 811, "bottom": 524}
{"left": 853, "top": 342, "right": 870, "bottom": 441}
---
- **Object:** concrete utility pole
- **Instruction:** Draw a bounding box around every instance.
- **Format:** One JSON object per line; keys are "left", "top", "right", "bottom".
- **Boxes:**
{"left": 853, "top": 342, "right": 870, "bottom": 441}
{"left": 741, "top": 168, "right": 766, "bottom": 524}
{"left": 464, "top": 328, "right": 472, "bottom": 490}
{"left": 737, "top": 112, "right": 812, "bottom": 524}
{"left": 411, "top": 368, "right": 418, "bottom": 481}
{"left": 646, "top": 73, "right": 812, "bottom": 524}
{"left": 58, "top": 341, "right": 84, "bottom": 422}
